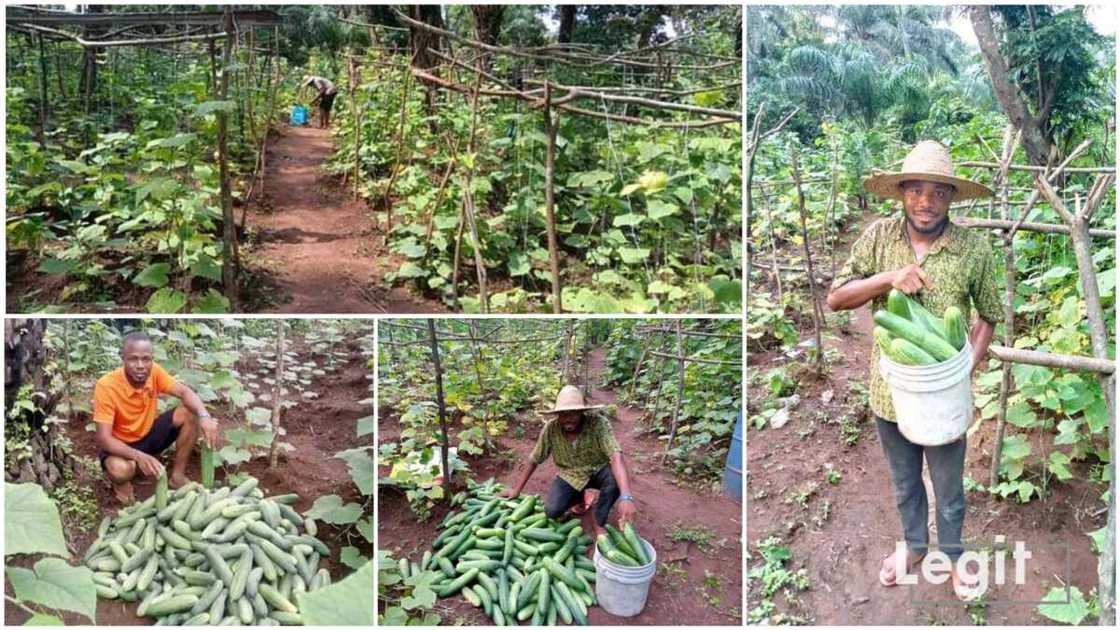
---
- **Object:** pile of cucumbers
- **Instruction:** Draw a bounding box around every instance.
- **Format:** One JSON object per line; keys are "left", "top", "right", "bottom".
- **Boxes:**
{"left": 407, "top": 478, "right": 598, "bottom": 625}
{"left": 83, "top": 470, "right": 331, "bottom": 625}
{"left": 874, "top": 289, "right": 967, "bottom": 366}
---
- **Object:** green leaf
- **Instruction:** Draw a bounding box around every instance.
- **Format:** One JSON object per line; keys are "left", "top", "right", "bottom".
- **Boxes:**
{"left": 216, "top": 446, "right": 251, "bottom": 465}
{"left": 246, "top": 407, "right": 273, "bottom": 426}
{"left": 613, "top": 213, "right": 645, "bottom": 227}
{"left": 340, "top": 546, "right": 367, "bottom": 570}
{"left": 618, "top": 247, "right": 650, "bottom": 264}
{"left": 189, "top": 256, "right": 222, "bottom": 282}
{"left": 1005, "top": 401, "right": 1038, "bottom": 428}
{"left": 1037, "top": 586, "right": 1090, "bottom": 625}
{"left": 304, "top": 494, "right": 363, "bottom": 524}
{"left": 133, "top": 263, "right": 171, "bottom": 288}
{"left": 396, "top": 262, "right": 427, "bottom": 279}
{"left": 8, "top": 558, "right": 97, "bottom": 623}
{"left": 357, "top": 515, "right": 374, "bottom": 543}
{"left": 1048, "top": 451, "right": 1073, "bottom": 481}
{"left": 620, "top": 183, "right": 642, "bottom": 196}
{"left": 299, "top": 559, "right": 374, "bottom": 626}
{"left": 507, "top": 252, "right": 530, "bottom": 277}
{"left": 401, "top": 571, "right": 439, "bottom": 610}
{"left": 646, "top": 199, "right": 678, "bottom": 220}
{"left": 5, "top": 483, "right": 69, "bottom": 557}
{"left": 145, "top": 288, "right": 187, "bottom": 314}
{"left": 226, "top": 428, "right": 273, "bottom": 448}
{"left": 335, "top": 447, "right": 374, "bottom": 496}
{"left": 24, "top": 614, "right": 64, "bottom": 625}
{"left": 357, "top": 415, "right": 374, "bottom": 437}
{"left": 147, "top": 133, "right": 197, "bottom": 149}
{"left": 194, "top": 100, "right": 237, "bottom": 116}
{"left": 191, "top": 289, "right": 229, "bottom": 314}
{"left": 1087, "top": 526, "right": 1106, "bottom": 554}
{"left": 36, "top": 259, "right": 78, "bottom": 275}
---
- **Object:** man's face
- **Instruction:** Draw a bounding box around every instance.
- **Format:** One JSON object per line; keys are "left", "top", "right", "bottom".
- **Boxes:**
{"left": 558, "top": 411, "right": 583, "bottom": 432}
{"left": 121, "top": 341, "right": 154, "bottom": 386}
{"left": 900, "top": 180, "right": 954, "bottom": 236}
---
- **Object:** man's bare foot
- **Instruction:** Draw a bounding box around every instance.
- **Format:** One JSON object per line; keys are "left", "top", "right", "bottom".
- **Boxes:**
{"left": 879, "top": 548, "right": 925, "bottom": 587}
{"left": 169, "top": 473, "right": 190, "bottom": 489}
{"left": 113, "top": 482, "right": 135, "bottom": 506}
{"left": 571, "top": 489, "right": 598, "bottom": 515}
{"left": 951, "top": 565, "right": 983, "bottom": 601}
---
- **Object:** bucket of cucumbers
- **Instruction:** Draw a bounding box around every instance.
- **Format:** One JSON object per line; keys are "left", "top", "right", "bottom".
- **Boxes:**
{"left": 873, "top": 289, "right": 974, "bottom": 445}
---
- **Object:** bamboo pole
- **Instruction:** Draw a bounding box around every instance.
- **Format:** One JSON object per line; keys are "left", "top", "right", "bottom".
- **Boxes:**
{"left": 217, "top": 9, "right": 238, "bottom": 309}
{"left": 267, "top": 320, "right": 285, "bottom": 468}
{"left": 426, "top": 319, "right": 453, "bottom": 492}
{"left": 542, "top": 80, "right": 563, "bottom": 313}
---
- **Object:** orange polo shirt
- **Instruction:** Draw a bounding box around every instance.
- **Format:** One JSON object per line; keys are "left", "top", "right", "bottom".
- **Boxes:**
{"left": 92, "top": 364, "right": 178, "bottom": 443}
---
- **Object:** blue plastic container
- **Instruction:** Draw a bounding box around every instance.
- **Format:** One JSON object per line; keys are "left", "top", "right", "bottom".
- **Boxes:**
{"left": 290, "top": 105, "right": 309, "bottom": 125}
{"left": 722, "top": 411, "right": 743, "bottom": 501}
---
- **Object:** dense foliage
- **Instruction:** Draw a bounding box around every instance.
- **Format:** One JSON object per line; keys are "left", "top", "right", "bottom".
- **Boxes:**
{"left": 327, "top": 6, "right": 742, "bottom": 313}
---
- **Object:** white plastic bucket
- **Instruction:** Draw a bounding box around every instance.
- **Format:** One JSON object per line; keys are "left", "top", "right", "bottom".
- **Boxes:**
{"left": 879, "top": 339, "right": 973, "bottom": 446}
{"left": 592, "top": 538, "right": 657, "bottom": 617}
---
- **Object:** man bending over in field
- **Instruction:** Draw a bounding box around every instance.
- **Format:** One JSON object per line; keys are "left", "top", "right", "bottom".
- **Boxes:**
{"left": 501, "top": 385, "right": 637, "bottom": 537}
{"left": 300, "top": 75, "right": 338, "bottom": 129}
{"left": 93, "top": 332, "right": 220, "bottom": 505}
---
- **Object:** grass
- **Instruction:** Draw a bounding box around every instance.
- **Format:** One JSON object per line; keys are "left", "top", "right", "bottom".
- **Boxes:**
{"left": 669, "top": 522, "right": 720, "bottom": 554}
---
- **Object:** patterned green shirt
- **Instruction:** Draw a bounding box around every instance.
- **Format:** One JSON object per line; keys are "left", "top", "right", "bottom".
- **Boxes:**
{"left": 530, "top": 410, "right": 621, "bottom": 490}
{"left": 832, "top": 215, "right": 1003, "bottom": 422}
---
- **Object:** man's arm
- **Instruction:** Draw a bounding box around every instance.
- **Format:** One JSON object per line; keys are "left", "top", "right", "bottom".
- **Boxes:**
{"left": 95, "top": 423, "right": 164, "bottom": 477}
{"left": 827, "top": 264, "right": 931, "bottom": 311}
{"left": 608, "top": 451, "right": 636, "bottom": 523}
{"left": 969, "top": 318, "right": 996, "bottom": 374}
{"left": 500, "top": 462, "right": 538, "bottom": 498}
{"left": 168, "top": 382, "right": 220, "bottom": 447}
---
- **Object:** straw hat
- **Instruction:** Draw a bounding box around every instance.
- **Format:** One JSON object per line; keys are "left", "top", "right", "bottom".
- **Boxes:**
{"left": 863, "top": 141, "right": 992, "bottom": 202}
{"left": 543, "top": 385, "right": 605, "bottom": 414}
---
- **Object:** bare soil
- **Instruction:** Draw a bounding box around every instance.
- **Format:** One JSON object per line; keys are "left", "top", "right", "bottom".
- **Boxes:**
{"left": 378, "top": 349, "right": 743, "bottom": 625}
{"left": 243, "top": 124, "right": 444, "bottom": 314}
{"left": 746, "top": 217, "right": 1106, "bottom": 625}
{"left": 4, "top": 342, "right": 373, "bottom": 626}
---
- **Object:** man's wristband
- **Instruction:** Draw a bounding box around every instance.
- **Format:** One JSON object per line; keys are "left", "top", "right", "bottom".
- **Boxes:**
{"left": 620, "top": 495, "right": 634, "bottom": 502}
{"left": 198, "top": 412, "right": 212, "bottom": 420}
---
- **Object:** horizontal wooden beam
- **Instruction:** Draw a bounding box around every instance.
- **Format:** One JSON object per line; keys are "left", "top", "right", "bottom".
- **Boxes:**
{"left": 989, "top": 345, "right": 1114, "bottom": 374}
{"left": 957, "top": 217, "right": 1114, "bottom": 239}
{"left": 7, "top": 8, "right": 281, "bottom": 27}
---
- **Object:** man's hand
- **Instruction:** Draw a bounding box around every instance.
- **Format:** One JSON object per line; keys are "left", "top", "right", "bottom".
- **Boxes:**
{"left": 200, "top": 418, "right": 221, "bottom": 449}
{"left": 134, "top": 452, "right": 164, "bottom": 478}
{"left": 499, "top": 486, "right": 519, "bottom": 499}
{"left": 891, "top": 264, "right": 932, "bottom": 295}
{"left": 616, "top": 497, "right": 637, "bottom": 523}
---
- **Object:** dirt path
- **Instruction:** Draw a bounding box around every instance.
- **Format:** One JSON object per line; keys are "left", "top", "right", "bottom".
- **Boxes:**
{"left": 379, "top": 349, "right": 743, "bottom": 625}
{"left": 747, "top": 215, "right": 1103, "bottom": 625}
{"left": 245, "top": 124, "right": 443, "bottom": 314}
{"left": 5, "top": 343, "right": 373, "bottom": 626}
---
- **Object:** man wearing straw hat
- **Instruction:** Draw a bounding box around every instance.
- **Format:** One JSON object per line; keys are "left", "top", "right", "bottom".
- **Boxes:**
{"left": 827, "top": 140, "right": 1002, "bottom": 601}
{"left": 501, "top": 385, "right": 637, "bottom": 536}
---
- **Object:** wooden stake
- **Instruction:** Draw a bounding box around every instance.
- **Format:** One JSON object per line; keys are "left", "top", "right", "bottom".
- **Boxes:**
{"left": 542, "top": 81, "right": 563, "bottom": 312}
{"left": 427, "top": 319, "right": 453, "bottom": 491}
{"left": 267, "top": 320, "right": 285, "bottom": 468}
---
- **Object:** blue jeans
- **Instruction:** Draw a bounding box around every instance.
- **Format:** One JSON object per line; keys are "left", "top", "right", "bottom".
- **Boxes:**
{"left": 876, "top": 417, "right": 967, "bottom": 561}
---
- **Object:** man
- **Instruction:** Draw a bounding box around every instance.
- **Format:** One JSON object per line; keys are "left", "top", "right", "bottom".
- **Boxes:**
{"left": 93, "top": 332, "right": 220, "bottom": 505}
{"left": 301, "top": 75, "right": 338, "bottom": 129}
{"left": 827, "top": 141, "right": 1001, "bottom": 601}
{"left": 501, "top": 385, "right": 636, "bottom": 536}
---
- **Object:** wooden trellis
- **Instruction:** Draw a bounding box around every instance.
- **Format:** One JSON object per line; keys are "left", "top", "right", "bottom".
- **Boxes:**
{"left": 344, "top": 9, "right": 742, "bottom": 313}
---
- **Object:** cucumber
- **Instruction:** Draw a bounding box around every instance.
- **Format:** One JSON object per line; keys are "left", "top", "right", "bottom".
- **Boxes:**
{"left": 200, "top": 445, "right": 214, "bottom": 489}
{"left": 521, "top": 528, "right": 565, "bottom": 543}
{"left": 905, "top": 294, "right": 952, "bottom": 341}
{"left": 230, "top": 549, "right": 252, "bottom": 599}
{"left": 259, "top": 583, "right": 298, "bottom": 613}
{"left": 887, "top": 288, "right": 911, "bottom": 318}
{"left": 873, "top": 310, "right": 956, "bottom": 362}
{"left": 551, "top": 584, "right": 573, "bottom": 624}
{"left": 873, "top": 326, "right": 896, "bottom": 356}
{"left": 147, "top": 593, "right": 200, "bottom": 616}
{"left": 438, "top": 567, "right": 479, "bottom": 597}
{"left": 472, "top": 584, "right": 493, "bottom": 616}
{"left": 269, "top": 611, "right": 304, "bottom": 625}
{"left": 155, "top": 470, "right": 169, "bottom": 510}
{"left": 890, "top": 338, "right": 938, "bottom": 366}
{"left": 944, "top": 306, "right": 966, "bottom": 350}
{"left": 623, "top": 523, "right": 650, "bottom": 565}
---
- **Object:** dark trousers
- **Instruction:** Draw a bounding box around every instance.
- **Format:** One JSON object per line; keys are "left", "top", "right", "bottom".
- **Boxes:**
{"left": 544, "top": 465, "right": 619, "bottom": 527}
{"left": 876, "top": 417, "right": 967, "bottom": 560}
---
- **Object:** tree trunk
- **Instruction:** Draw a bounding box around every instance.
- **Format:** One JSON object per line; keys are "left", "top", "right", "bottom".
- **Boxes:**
{"left": 557, "top": 6, "right": 577, "bottom": 44}
{"left": 968, "top": 6, "right": 1053, "bottom": 166}
{"left": 218, "top": 9, "right": 239, "bottom": 308}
